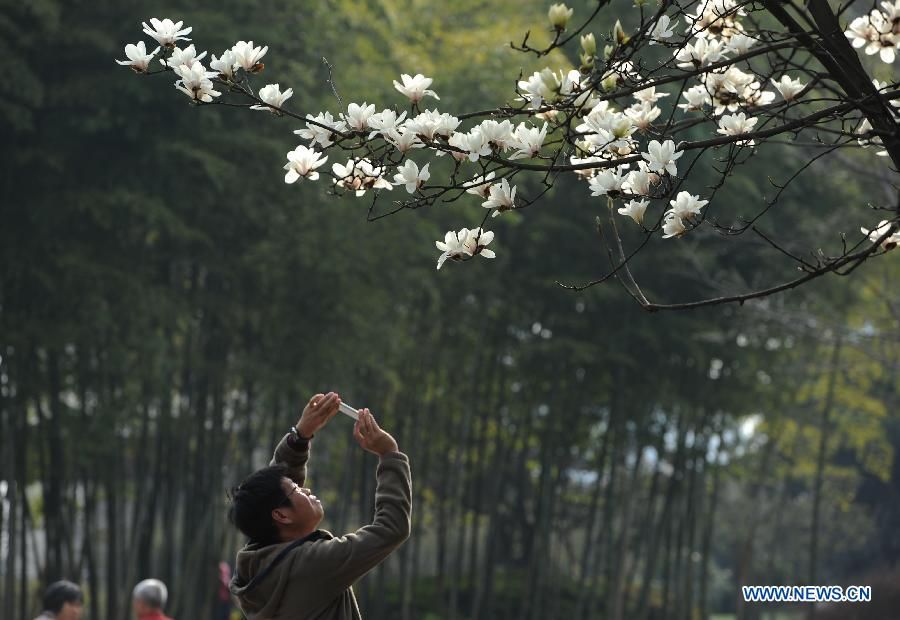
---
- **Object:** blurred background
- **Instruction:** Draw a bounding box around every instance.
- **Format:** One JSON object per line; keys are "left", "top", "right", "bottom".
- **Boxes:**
{"left": 1, "top": 1, "right": 898, "bottom": 619}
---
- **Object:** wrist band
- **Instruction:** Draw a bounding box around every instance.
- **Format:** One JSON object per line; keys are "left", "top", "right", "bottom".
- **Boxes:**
{"left": 290, "top": 425, "right": 313, "bottom": 441}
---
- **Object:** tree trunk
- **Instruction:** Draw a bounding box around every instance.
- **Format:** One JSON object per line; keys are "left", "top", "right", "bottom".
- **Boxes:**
{"left": 807, "top": 336, "right": 843, "bottom": 620}
{"left": 698, "top": 433, "right": 722, "bottom": 620}
{"left": 610, "top": 437, "right": 644, "bottom": 620}
{"left": 574, "top": 419, "right": 612, "bottom": 620}
{"left": 636, "top": 417, "right": 686, "bottom": 620}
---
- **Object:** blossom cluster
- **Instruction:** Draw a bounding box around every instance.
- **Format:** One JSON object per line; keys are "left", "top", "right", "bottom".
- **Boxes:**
{"left": 845, "top": 1, "right": 900, "bottom": 63}
{"left": 118, "top": 2, "right": 897, "bottom": 271}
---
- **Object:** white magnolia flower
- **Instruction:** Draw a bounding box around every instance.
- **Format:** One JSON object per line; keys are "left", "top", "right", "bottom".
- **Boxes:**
{"left": 173, "top": 63, "right": 220, "bottom": 102}
{"left": 634, "top": 87, "right": 669, "bottom": 105}
{"left": 445, "top": 132, "right": 470, "bottom": 161}
{"left": 367, "top": 109, "right": 408, "bottom": 139}
{"left": 435, "top": 228, "right": 495, "bottom": 269}
{"left": 462, "top": 130, "right": 492, "bottom": 162}
{"left": 642, "top": 140, "right": 682, "bottom": 176}
{"left": 576, "top": 103, "right": 616, "bottom": 135}
{"left": 482, "top": 178, "right": 517, "bottom": 216}
{"left": 142, "top": 18, "right": 191, "bottom": 48}
{"left": 404, "top": 113, "right": 435, "bottom": 140}
{"left": 649, "top": 15, "right": 675, "bottom": 43}
{"left": 684, "top": 0, "right": 745, "bottom": 40}
{"left": 618, "top": 199, "right": 650, "bottom": 225}
{"left": 624, "top": 167, "right": 656, "bottom": 196}
{"left": 478, "top": 120, "right": 516, "bottom": 151}
{"left": 251, "top": 83, "right": 293, "bottom": 113}
{"left": 717, "top": 112, "right": 758, "bottom": 145}
{"left": 210, "top": 50, "right": 237, "bottom": 79}
{"left": 116, "top": 41, "right": 159, "bottom": 73}
{"left": 465, "top": 172, "right": 497, "bottom": 199}
{"left": 579, "top": 111, "right": 636, "bottom": 153}
{"left": 726, "top": 33, "right": 757, "bottom": 55}
{"left": 462, "top": 228, "right": 496, "bottom": 260}
{"left": 675, "top": 38, "right": 727, "bottom": 70}
{"left": 855, "top": 118, "right": 887, "bottom": 155}
{"left": 294, "top": 112, "right": 347, "bottom": 148}
{"left": 405, "top": 110, "right": 459, "bottom": 140}
{"left": 625, "top": 103, "right": 661, "bottom": 131}
{"left": 662, "top": 212, "right": 687, "bottom": 238}
{"left": 771, "top": 75, "right": 805, "bottom": 101}
{"left": 873, "top": 78, "right": 900, "bottom": 109}
{"left": 883, "top": 1, "right": 900, "bottom": 22}
{"left": 436, "top": 229, "right": 468, "bottom": 269}
{"left": 548, "top": 3, "right": 574, "bottom": 30}
{"left": 393, "top": 73, "right": 439, "bottom": 104}
{"left": 589, "top": 167, "right": 629, "bottom": 197}
{"left": 861, "top": 219, "right": 900, "bottom": 249}
{"left": 704, "top": 66, "right": 773, "bottom": 114}
{"left": 342, "top": 102, "right": 376, "bottom": 131}
{"left": 332, "top": 159, "right": 393, "bottom": 196}
{"left": 164, "top": 44, "right": 206, "bottom": 69}
{"left": 668, "top": 191, "right": 708, "bottom": 219}
{"left": 431, "top": 112, "right": 461, "bottom": 138}
{"left": 510, "top": 123, "right": 548, "bottom": 159}
{"left": 678, "top": 85, "right": 712, "bottom": 111}
{"left": 392, "top": 160, "right": 431, "bottom": 193}
{"left": 402, "top": 110, "right": 432, "bottom": 138}
{"left": 608, "top": 114, "right": 637, "bottom": 140}
{"left": 845, "top": 11, "right": 897, "bottom": 63}
{"left": 742, "top": 85, "right": 776, "bottom": 110}
{"left": 518, "top": 71, "right": 556, "bottom": 109}
{"left": 231, "top": 41, "right": 268, "bottom": 73}
{"left": 284, "top": 145, "right": 328, "bottom": 183}
{"left": 386, "top": 128, "right": 425, "bottom": 153}
{"left": 845, "top": 15, "right": 878, "bottom": 52}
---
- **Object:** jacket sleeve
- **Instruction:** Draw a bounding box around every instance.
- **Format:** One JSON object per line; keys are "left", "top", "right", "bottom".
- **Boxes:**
{"left": 296, "top": 452, "right": 412, "bottom": 595}
{"left": 269, "top": 433, "right": 310, "bottom": 487}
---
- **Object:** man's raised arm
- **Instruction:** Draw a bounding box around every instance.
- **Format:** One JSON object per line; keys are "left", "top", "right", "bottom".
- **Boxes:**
{"left": 270, "top": 391, "right": 342, "bottom": 486}
{"left": 292, "top": 409, "right": 412, "bottom": 597}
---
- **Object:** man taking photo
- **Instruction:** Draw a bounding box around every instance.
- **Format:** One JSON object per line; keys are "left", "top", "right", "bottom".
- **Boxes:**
{"left": 228, "top": 391, "right": 412, "bottom": 619}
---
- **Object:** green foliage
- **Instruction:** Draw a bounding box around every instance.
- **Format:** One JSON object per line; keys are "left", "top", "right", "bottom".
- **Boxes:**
{"left": 1, "top": 1, "right": 898, "bottom": 619}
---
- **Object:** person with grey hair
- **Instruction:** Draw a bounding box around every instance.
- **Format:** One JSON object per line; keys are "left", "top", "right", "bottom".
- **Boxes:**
{"left": 132, "top": 579, "right": 174, "bottom": 620}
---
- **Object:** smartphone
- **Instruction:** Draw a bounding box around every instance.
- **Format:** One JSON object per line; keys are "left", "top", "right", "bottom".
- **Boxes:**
{"left": 338, "top": 401, "right": 360, "bottom": 421}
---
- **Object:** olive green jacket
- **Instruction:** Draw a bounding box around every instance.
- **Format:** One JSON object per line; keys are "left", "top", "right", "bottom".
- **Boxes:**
{"left": 230, "top": 434, "right": 412, "bottom": 619}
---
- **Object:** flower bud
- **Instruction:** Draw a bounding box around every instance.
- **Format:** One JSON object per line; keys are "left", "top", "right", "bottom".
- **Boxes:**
{"left": 601, "top": 73, "right": 619, "bottom": 92}
{"left": 579, "top": 53, "right": 594, "bottom": 73}
{"left": 603, "top": 45, "right": 615, "bottom": 60}
{"left": 612, "top": 117, "right": 633, "bottom": 139}
{"left": 613, "top": 20, "right": 629, "bottom": 45}
{"left": 580, "top": 33, "right": 597, "bottom": 56}
{"left": 540, "top": 67, "right": 561, "bottom": 92}
{"left": 548, "top": 3, "right": 574, "bottom": 31}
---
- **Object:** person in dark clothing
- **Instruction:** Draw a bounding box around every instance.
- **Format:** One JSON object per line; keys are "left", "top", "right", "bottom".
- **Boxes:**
{"left": 228, "top": 391, "right": 412, "bottom": 619}
{"left": 33, "top": 580, "right": 83, "bottom": 620}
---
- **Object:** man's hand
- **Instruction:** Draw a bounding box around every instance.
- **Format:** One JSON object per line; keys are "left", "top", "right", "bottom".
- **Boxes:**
{"left": 296, "top": 392, "right": 341, "bottom": 438}
{"left": 353, "top": 409, "right": 399, "bottom": 456}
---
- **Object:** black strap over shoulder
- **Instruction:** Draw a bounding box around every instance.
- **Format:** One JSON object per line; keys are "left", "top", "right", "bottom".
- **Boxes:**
{"left": 238, "top": 530, "right": 326, "bottom": 593}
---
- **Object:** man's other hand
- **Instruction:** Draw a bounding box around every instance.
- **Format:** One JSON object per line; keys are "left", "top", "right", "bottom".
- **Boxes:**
{"left": 353, "top": 409, "right": 399, "bottom": 456}
{"left": 296, "top": 392, "right": 341, "bottom": 438}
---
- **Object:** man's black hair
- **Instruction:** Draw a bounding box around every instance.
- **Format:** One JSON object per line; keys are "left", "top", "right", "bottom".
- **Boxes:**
{"left": 42, "top": 580, "right": 83, "bottom": 613}
{"left": 228, "top": 464, "right": 293, "bottom": 545}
